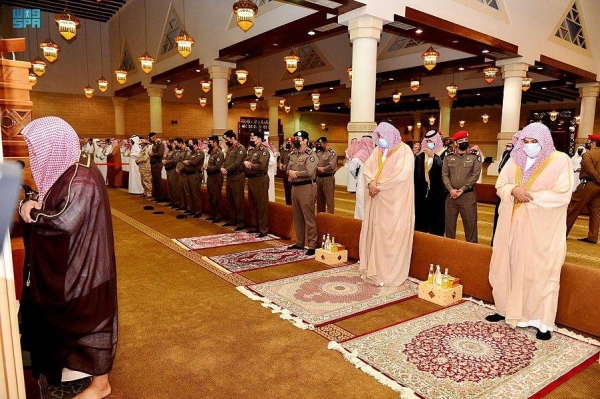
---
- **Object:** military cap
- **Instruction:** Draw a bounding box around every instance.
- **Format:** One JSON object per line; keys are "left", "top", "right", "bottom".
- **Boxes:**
{"left": 452, "top": 131, "right": 469, "bottom": 140}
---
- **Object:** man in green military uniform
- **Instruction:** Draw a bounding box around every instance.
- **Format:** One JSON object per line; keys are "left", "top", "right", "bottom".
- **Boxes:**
{"left": 442, "top": 130, "right": 482, "bottom": 243}
{"left": 149, "top": 132, "right": 166, "bottom": 202}
{"left": 162, "top": 138, "right": 179, "bottom": 207}
{"left": 315, "top": 136, "right": 337, "bottom": 214}
{"left": 287, "top": 130, "right": 319, "bottom": 256}
{"left": 221, "top": 130, "right": 247, "bottom": 231}
{"left": 244, "top": 132, "right": 270, "bottom": 237}
{"left": 181, "top": 139, "right": 205, "bottom": 218}
{"left": 175, "top": 139, "right": 191, "bottom": 214}
{"left": 205, "top": 135, "right": 225, "bottom": 222}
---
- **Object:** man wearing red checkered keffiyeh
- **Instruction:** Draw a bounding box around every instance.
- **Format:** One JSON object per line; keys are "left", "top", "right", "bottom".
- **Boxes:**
{"left": 18, "top": 117, "right": 117, "bottom": 396}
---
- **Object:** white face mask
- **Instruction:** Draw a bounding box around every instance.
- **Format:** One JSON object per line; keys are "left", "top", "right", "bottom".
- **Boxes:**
{"left": 378, "top": 138, "right": 388, "bottom": 148}
{"left": 523, "top": 143, "right": 542, "bottom": 158}
{"left": 427, "top": 142, "right": 435, "bottom": 150}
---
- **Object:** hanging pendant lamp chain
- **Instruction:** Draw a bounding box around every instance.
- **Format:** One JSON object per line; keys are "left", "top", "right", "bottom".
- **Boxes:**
{"left": 85, "top": 20, "right": 90, "bottom": 85}
{"left": 99, "top": 21, "right": 104, "bottom": 75}
{"left": 183, "top": 0, "right": 186, "bottom": 28}
{"left": 144, "top": 0, "right": 149, "bottom": 52}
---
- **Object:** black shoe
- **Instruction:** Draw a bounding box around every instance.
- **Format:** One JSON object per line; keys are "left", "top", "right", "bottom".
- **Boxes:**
{"left": 176, "top": 214, "right": 187, "bottom": 219}
{"left": 234, "top": 226, "right": 245, "bottom": 231}
{"left": 223, "top": 222, "right": 235, "bottom": 227}
{"left": 288, "top": 245, "right": 304, "bottom": 250}
{"left": 257, "top": 232, "right": 267, "bottom": 238}
{"left": 536, "top": 330, "right": 552, "bottom": 341}
{"left": 206, "top": 217, "right": 215, "bottom": 221}
{"left": 305, "top": 249, "right": 316, "bottom": 256}
{"left": 247, "top": 229, "right": 259, "bottom": 234}
{"left": 185, "top": 210, "right": 194, "bottom": 215}
{"left": 212, "top": 218, "right": 223, "bottom": 223}
{"left": 193, "top": 213, "right": 202, "bottom": 218}
{"left": 485, "top": 313, "right": 505, "bottom": 322}
{"left": 578, "top": 237, "right": 597, "bottom": 244}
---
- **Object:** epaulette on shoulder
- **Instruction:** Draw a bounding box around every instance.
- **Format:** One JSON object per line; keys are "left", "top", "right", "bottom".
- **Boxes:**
{"left": 306, "top": 148, "right": 313, "bottom": 155}
{"left": 328, "top": 148, "right": 336, "bottom": 154}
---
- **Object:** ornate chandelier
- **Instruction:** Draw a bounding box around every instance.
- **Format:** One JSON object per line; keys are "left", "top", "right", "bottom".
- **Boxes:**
{"left": 293, "top": 75, "right": 304, "bottom": 91}
{"left": 174, "top": 85, "right": 184, "bottom": 99}
{"left": 283, "top": 50, "right": 300, "bottom": 73}
{"left": 235, "top": 68, "right": 248, "bottom": 84}
{"left": 39, "top": 38, "right": 60, "bottom": 63}
{"left": 233, "top": 1, "right": 258, "bottom": 32}
{"left": 421, "top": 46, "right": 439, "bottom": 70}
{"left": 483, "top": 67, "right": 500, "bottom": 84}
{"left": 410, "top": 78, "right": 420, "bottom": 92}
{"left": 392, "top": 90, "right": 401, "bottom": 103}
{"left": 55, "top": 9, "right": 80, "bottom": 41}
{"left": 175, "top": 31, "right": 195, "bottom": 58}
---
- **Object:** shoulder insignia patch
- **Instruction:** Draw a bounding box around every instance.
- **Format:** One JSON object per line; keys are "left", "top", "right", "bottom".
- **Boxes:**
{"left": 306, "top": 149, "right": 313, "bottom": 155}
{"left": 239, "top": 150, "right": 243, "bottom": 154}
{"left": 477, "top": 156, "right": 481, "bottom": 162}
{"left": 216, "top": 158, "right": 220, "bottom": 161}
{"left": 262, "top": 151, "right": 267, "bottom": 156}
{"left": 310, "top": 156, "right": 315, "bottom": 162}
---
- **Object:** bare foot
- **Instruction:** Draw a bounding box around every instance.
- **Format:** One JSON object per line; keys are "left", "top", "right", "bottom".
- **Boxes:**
{"left": 74, "top": 374, "right": 111, "bottom": 399}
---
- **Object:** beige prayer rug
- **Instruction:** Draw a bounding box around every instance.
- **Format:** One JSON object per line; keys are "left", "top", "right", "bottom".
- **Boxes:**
{"left": 329, "top": 301, "right": 600, "bottom": 398}
{"left": 173, "top": 232, "right": 276, "bottom": 251}
{"left": 237, "top": 264, "right": 418, "bottom": 329}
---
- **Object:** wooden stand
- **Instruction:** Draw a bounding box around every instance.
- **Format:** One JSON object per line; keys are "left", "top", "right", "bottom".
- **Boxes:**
{"left": 315, "top": 248, "right": 348, "bottom": 265}
{"left": 418, "top": 281, "right": 463, "bottom": 306}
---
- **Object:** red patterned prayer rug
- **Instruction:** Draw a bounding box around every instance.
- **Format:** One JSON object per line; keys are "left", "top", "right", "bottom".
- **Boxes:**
{"left": 237, "top": 265, "right": 418, "bottom": 329}
{"left": 173, "top": 232, "right": 275, "bottom": 250}
{"left": 329, "top": 301, "right": 600, "bottom": 398}
{"left": 207, "top": 245, "right": 314, "bottom": 273}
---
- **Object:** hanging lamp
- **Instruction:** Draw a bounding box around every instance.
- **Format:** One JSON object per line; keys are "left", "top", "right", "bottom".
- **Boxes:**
{"left": 522, "top": 74, "right": 533, "bottom": 92}
{"left": 97, "top": 21, "right": 108, "bottom": 92}
{"left": 138, "top": 0, "right": 155, "bottom": 73}
{"left": 311, "top": 92, "right": 320, "bottom": 104}
{"left": 283, "top": 49, "right": 300, "bottom": 73}
{"left": 284, "top": 104, "right": 291, "bottom": 113}
{"left": 392, "top": 90, "right": 401, "bottom": 103}
{"left": 55, "top": 3, "right": 80, "bottom": 41}
{"left": 293, "top": 75, "right": 304, "bottom": 91}
{"left": 29, "top": 72, "right": 38, "bottom": 87}
{"left": 199, "top": 96, "right": 207, "bottom": 107}
{"left": 233, "top": 1, "right": 258, "bottom": 32}
{"left": 83, "top": 20, "right": 94, "bottom": 99}
{"left": 410, "top": 78, "right": 420, "bottom": 92}
{"left": 174, "top": 85, "right": 184, "bottom": 99}
{"left": 235, "top": 67, "right": 248, "bottom": 84}
{"left": 201, "top": 80, "right": 211, "bottom": 93}
{"left": 174, "top": 0, "right": 195, "bottom": 58}
{"left": 227, "top": 93, "right": 233, "bottom": 103}
{"left": 279, "top": 99, "right": 285, "bottom": 108}
{"left": 313, "top": 102, "right": 320, "bottom": 111}
{"left": 421, "top": 45, "right": 439, "bottom": 70}
{"left": 483, "top": 66, "right": 499, "bottom": 84}
{"left": 114, "top": 14, "right": 128, "bottom": 84}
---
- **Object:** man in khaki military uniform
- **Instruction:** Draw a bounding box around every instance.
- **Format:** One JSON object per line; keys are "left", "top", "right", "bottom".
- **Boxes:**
{"left": 244, "top": 132, "right": 270, "bottom": 237}
{"left": 136, "top": 140, "right": 153, "bottom": 198}
{"left": 442, "top": 130, "right": 482, "bottom": 243}
{"left": 162, "top": 138, "right": 179, "bottom": 207}
{"left": 315, "top": 136, "right": 337, "bottom": 214}
{"left": 278, "top": 138, "right": 293, "bottom": 205}
{"left": 287, "top": 130, "right": 318, "bottom": 256}
{"left": 205, "top": 135, "right": 225, "bottom": 222}
{"left": 181, "top": 139, "right": 205, "bottom": 218}
{"left": 175, "top": 139, "right": 191, "bottom": 213}
{"left": 221, "top": 130, "right": 247, "bottom": 230}
{"left": 149, "top": 132, "right": 166, "bottom": 202}
{"left": 567, "top": 134, "right": 600, "bottom": 243}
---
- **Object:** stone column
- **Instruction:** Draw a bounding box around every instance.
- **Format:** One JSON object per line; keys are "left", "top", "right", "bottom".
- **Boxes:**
{"left": 267, "top": 98, "right": 280, "bottom": 145}
{"left": 112, "top": 97, "right": 127, "bottom": 137}
{"left": 346, "top": 15, "right": 382, "bottom": 144}
{"left": 488, "top": 62, "right": 528, "bottom": 175}
{"left": 209, "top": 64, "right": 233, "bottom": 136}
{"left": 146, "top": 85, "right": 166, "bottom": 134}
{"left": 437, "top": 98, "right": 453, "bottom": 138}
{"left": 576, "top": 82, "right": 599, "bottom": 144}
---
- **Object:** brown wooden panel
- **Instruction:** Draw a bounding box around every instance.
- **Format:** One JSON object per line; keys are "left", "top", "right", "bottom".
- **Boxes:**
{"left": 539, "top": 55, "right": 596, "bottom": 83}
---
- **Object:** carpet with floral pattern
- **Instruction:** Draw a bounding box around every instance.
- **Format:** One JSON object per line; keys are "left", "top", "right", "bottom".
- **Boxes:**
{"left": 173, "top": 232, "right": 275, "bottom": 250}
{"left": 208, "top": 245, "right": 314, "bottom": 273}
{"left": 329, "top": 301, "right": 600, "bottom": 398}
{"left": 237, "top": 264, "right": 418, "bottom": 328}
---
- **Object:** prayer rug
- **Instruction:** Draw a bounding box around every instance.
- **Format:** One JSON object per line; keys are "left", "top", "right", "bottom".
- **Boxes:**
{"left": 173, "top": 232, "right": 275, "bottom": 250}
{"left": 207, "top": 245, "right": 314, "bottom": 273}
{"left": 329, "top": 301, "right": 600, "bottom": 398}
{"left": 237, "top": 264, "right": 418, "bottom": 329}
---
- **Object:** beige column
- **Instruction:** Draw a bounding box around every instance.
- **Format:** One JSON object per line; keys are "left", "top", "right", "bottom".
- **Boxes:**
{"left": 489, "top": 62, "right": 528, "bottom": 175}
{"left": 112, "top": 97, "right": 127, "bottom": 137}
{"left": 267, "top": 99, "right": 280, "bottom": 143}
{"left": 437, "top": 98, "right": 453, "bottom": 138}
{"left": 346, "top": 15, "right": 382, "bottom": 144}
{"left": 209, "top": 64, "right": 233, "bottom": 136}
{"left": 576, "top": 82, "right": 600, "bottom": 144}
{"left": 146, "top": 85, "right": 166, "bottom": 134}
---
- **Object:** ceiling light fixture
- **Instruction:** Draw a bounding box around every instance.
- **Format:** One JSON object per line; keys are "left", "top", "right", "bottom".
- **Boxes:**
{"left": 201, "top": 80, "right": 211, "bottom": 93}
{"left": 199, "top": 96, "right": 207, "bottom": 107}
{"left": 227, "top": 93, "right": 233, "bottom": 103}
{"left": 235, "top": 67, "right": 248, "bottom": 84}
{"left": 428, "top": 115, "right": 436, "bottom": 125}
{"left": 308, "top": 30, "right": 316, "bottom": 36}
{"left": 446, "top": 74, "right": 458, "bottom": 98}
{"left": 31, "top": 58, "right": 47, "bottom": 77}
{"left": 410, "top": 78, "right": 420, "bottom": 92}
{"left": 233, "top": 0, "right": 258, "bottom": 32}
{"left": 415, "top": 29, "right": 423, "bottom": 34}
{"left": 174, "top": 85, "right": 184, "bottom": 99}
{"left": 416, "top": 122, "right": 422, "bottom": 129}
{"left": 575, "top": 115, "right": 581, "bottom": 125}
{"left": 29, "top": 72, "right": 37, "bottom": 87}
{"left": 481, "top": 114, "right": 489, "bottom": 123}
{"left": 284, "top": 103, "right": 291, "bottom": 113}
{"left": 39, "top": 37, "right": 60, "bottom": 63}
{"left": 347, "top": 66, "right": 352, "bottom": 81}
{"left": 483, "top": 66, "right": 500, "bottom": 84}
{"left": 97, "top": 21, "right": 108, "bottom": 92}
{"left": 293, "top": 75, "right": 304, "bottom": 91}
{"left": 55, "top": 3, "right": 80, "bottom": 41}
{"left": 283, "top": 48, "right": 300, "bottom": 73}
{"left": 421, "top": 45, "right": 439, "bottom": 70}
{"left": 83, "top": 20, "right": 94, "bottom": 99}
{"left": 482, "top": 49, "right": 489, "bottom": 53}
{"left": 407, "top": 125, "right": 413, "bottom": 132}
{"left": 114, "top": 13, "right": 127, "bottom": 84}
{"left": 522, "top": 74, "right": 533, "bottom": 91}
{"left": 250, "top": 101, "right": 257, "bottom": 111}
{"left": 138, "top": 0, "right": 155, "bottom": 73}
{"left": 549, "top": 110, "right": 559, "bottom": 121}
{"left": 279, "top": 99, "right": 285, "bottom": 107}
{"left": 392, "top": 90, "right": 401, "bottom": 103}
{"left": 311, "top": 92, "right": 320, "bottom": 104}
{"left": 459, "top": 120, "right": 465, "bottom": 127}
{"left": 254, "top": 84, "right": 264, "bottom": 98}
{"left": 313, "top": 102, "right": 320, "bottom": 111}
{"left": 175, "top": 0, "right": 194, "bottom": 57}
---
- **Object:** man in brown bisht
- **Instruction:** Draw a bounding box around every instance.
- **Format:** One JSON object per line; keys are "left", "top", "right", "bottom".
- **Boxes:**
{"left": 205, "top": 135, "right": 225, "bottom": 222}
{"left": 181, "top": 139, "right": 205, "bottom": 218}
{"left": 221, "top": 130, "right": 247, "bottom": 231}
{"left": 106, "top": 139, "right": 122, "bottom": 188}
{"left": 315, "top": 136, "right": 337, "bottom": 214}
{"left": 19, "top": 117, "right": 117, "bottom": 398}
{"left": 287, "top": 130, "right": 318, "bottom": 256}
{"left": 244, "top": 132, "right": 270, "bottom": 237}
{"left": 566, "top": 134, "right": 600, "bottom": 244}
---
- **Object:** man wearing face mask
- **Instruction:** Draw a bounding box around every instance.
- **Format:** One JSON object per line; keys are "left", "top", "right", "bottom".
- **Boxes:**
{"left": 244, "top": 132, "right": 270, "bottom": 237}
{"left": 442, "top": 131, "right": 482, "bottom": 243}
{"left": 205, "top": 136, "right": 225, "bottom": 222}
{"left": 487, "top": 123, "right": 572, "bottom": 341}
{"left": 287, "top": 130, "right": 318, "bottom": 256}
{"left": 221, "top": 130, "right": 247, "bottom": 230}
{"left": 315, "top": 137, "right": 337, "bottom": 214}
{"left": 414, "top": 130, "right": 446, "bottom": 236}
{"left": 566, "top": 134, "right": 600, "bottom": 244}
{"left": 181, "top": 139, "right": 205, "bottom": 218}
{"left": 570, "top": 146, "right": 586, "bottom": 192}
{"left": 490, "top": 141, "right": 514, "bottom": 245}
{"left": 278, "top": 138, "right": 293, "bottom": 205}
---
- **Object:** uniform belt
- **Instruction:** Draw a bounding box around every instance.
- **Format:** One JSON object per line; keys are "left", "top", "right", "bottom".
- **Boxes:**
{"left": 246, "top": 173, "right": 265, "bottom": 178}
{"left": 207, "top": 171, "right": 220, "bottom": 176}
{"left": 165, "top": 166, "right": 175, "bottom": 171}
{"left": 317, "top": 173, "right": 334, "bottom": 178}
{"left": 227, "top": 170, "right": 241, "bottom": 176}
{"left": 462, "top": 188, "right": 474, "bottom": 194}
{"left": 184, "top": 171, "right": 201, "bottom": 175}
{"left": 292, "top": 179, "right": 314, "bottom": 186}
